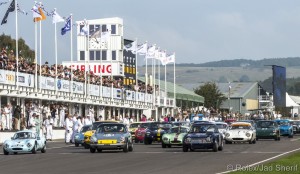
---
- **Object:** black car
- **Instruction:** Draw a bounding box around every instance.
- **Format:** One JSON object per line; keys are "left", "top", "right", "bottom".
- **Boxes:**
{"left": 144, "top": 122, "right": 173, "bottom": 145}
{"left": 292, "top": 120, "right": 300, "bottom": 134}
{"left": 182, "top": 122, "right": 223, "bottom": 152}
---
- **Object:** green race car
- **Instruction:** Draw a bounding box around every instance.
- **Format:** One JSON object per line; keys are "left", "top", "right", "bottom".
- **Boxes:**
{"left": 256, "top": 120, "right": 280, "bottom": 141}
{"left": 161, "top": 126, "right": 189, "bottom": 148}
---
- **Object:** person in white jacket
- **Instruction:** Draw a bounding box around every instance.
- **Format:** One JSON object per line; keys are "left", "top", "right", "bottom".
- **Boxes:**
{"left": 65, "top": 114, "right": 73, "bottom": 144}
{"left": 44, "top": 116, "right": 53, "bottom": 141}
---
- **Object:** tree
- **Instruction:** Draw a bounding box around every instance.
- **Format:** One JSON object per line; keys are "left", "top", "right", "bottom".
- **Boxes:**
{"left": 194, "top": 82, "right": 226, "bottom": 109}
{"left": 239, "top": 74, "right": 250, "bottom": 82}
{"left": 218, "top": 76, "right": 228, "bottom": 83}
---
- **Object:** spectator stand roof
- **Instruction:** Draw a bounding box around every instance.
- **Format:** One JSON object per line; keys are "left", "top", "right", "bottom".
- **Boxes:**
{"left": 138, "top": 77, "right": 204, "bottom": 103}
{"left": 217, "top": 82, "right": 258, "bottom": 98}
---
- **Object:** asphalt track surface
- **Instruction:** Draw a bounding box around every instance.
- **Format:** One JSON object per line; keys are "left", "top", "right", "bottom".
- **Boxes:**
{"left": 0, "top": 135, "right": 300, "bottom": 174}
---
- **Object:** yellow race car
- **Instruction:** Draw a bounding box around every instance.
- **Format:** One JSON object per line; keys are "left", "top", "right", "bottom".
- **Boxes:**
{"left": 83, "top": 121, "right": 118, "bottom": 149}
{"left": 129, "top": 122, "right": 142, "bottom": 141}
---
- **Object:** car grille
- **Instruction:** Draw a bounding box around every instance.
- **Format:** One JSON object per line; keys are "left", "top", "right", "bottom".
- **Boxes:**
{"left": 12, "top": 148, "right": 22, "bottom": 150}
{"left": 232, "top": 138, "right": 244, "bottom": 140}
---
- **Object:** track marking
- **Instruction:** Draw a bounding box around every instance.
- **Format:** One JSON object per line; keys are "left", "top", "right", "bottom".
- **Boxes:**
{"left": 216, "top": 147, "right": 300, "bottom": 174}
{"left": 290, "top": 137, "right": 300, "bottom": 141}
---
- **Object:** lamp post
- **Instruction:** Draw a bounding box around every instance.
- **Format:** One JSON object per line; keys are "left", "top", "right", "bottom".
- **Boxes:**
{"left": 228, "top": 82, "right": 231, "bottom": 116}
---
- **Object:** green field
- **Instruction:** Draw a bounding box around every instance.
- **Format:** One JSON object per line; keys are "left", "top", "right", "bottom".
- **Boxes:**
{"left": 231, "top": 152, "right": 300, "bottom": 174}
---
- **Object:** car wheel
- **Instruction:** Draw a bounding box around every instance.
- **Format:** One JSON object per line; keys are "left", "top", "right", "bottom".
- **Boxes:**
{"left": 97, "top": 148, "right": 102, "bottom": 153}
{"left": 277, "top": 137, "right": 280, "bottom": 141}
{"left": 84, "top": 144, "right": 90, "bottom": 149}
{"left": 13, "top": 152, "right": 18, "bottom": 155}
{"left": 41, "top": 145, "right": 46, "bottom": 153}
{"left": 225, "top": 140, "right": 231, "bottom": 144}
{"left": 288, "top": 134, "right": 293, "bottom": 138}
{"left": 144, "top": 138, "right": 148, "bottom": 145}
{"left": 218, "top": 140, "right": 224, "bottom": 151}
{"left": 252, "top": 139, "right": 256, "bottom": 144}
{"left": 128, "top": 143, "right": 133, "bottom": 152}
{"left": 148, "top": 140, "right": 153, "bottom": 145}
{"left": 213, "top": 142, "right": 218, "bottom": 152}
{"left": 123, "top": 142, "right": 129, "bottom": 153}
{"left": 249, "top": 140, "right": 253, "bottom": 144}
{"left": 134, "top": 139, "right": 139, "bottom": 143}
{"left": 3, "top": 148, "right": 9, "bottom": 155}
{"left": 167, "top": 145, "right": 172, "bottom": 148}
{"left": 256, "top": 138, "right": 259, "bottom": 141}
{"left": 183, "top": 145, "right": 189, "bottom": 152}
{"left": 90, "top": 147, "right": 96, "bottom": 153}
{"left": 32, "top": 143, "right": 37, "bottom": 154}
{"left": 75, "top": 143, "right": 79, "bottom": 147}
{"left": 162, "top": 142, "right": 166, "bottom": 148}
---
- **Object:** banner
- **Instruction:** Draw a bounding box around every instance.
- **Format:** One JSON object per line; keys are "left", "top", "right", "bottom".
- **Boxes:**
{"left": 72, "top": 81, "right": 84, "bottom": 94}
{"left": 126, "top": 90, "right": 135, "bottom": 101}
{"left": 57, "top": 79, "right": 70, "bottom": 92}
{"left": 102, "top": 86, "right": 111, "bottom": 98}
{"left": 39, "top": 76, "right": 55, "bottom": 90}
{"left": 0, "top": 69, "right": 15, "bottom": 85}
{"left": 89, "top": 84, "right": 100, "bottom": 96}
{"left": 113, "top": 88, "right": 123, "bottom": 100}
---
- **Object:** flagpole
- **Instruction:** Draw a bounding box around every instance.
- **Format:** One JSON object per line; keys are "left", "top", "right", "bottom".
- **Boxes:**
{"left": 39, "top": 2, "right": 42, "bottom": 93}
{"left": 84, "top": 19, "right": 87, "bottom": 99}
{"left": 15, "top": 0, "right": 19, "bottom": 91}
{"left": 110, "top": 26, "right": 113, "bottom": 101}
{"left": 100, "top": 29, "right": 102, "bottom": 100}
{"left": 173, "top": 53, "right": 176, "bottom": 110}
{"left": 54, "top": 8, "right": 58, "bottom": 95}
{"left": 88, "top": 21, "right": 90, "bottom": 99}
{"left": 164, "top": 60, "right": 167, "bottom": 109}
{"left": 135, "top": 38, "right": 138, "bottom": 104}
{"left": 70, "top": 14, "right": 73, "bottom": 98}
{"left": 35, "top": 20, "right": 38, "bottom": 93}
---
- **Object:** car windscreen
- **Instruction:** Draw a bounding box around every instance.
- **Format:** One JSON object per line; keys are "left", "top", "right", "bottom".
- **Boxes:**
{"left": 13, "top": 132, "right": 36, "bottom": 139}
{"left": 190, "top": 125, "right": 214, "bottom": 133}
{"left": 230, "top": 125, "right": 251, "bottom": 130}
{"left": 97, "top": 124, "right": 126, "bottom": 133}
{"left": 81, "top": 126, "right": 91, "bottom": 133}
{"left": 293, "top": 121, "right": 300, "bottom": 125}
{"left": 129, "top": 123, "right": 140, "bottom": 128}
{"left": 256, "top": 121, "right": 275, "bottom": 128}
{"left": 277, "top": 121, "right": 289, "bottom": 126}
{"left": 216, "top": 124, "right": 227, "bottom": 129}
{"left": 140, "top": 123, "right": 151, "bottom": 128}
{"left": 159, "top": 123, "right": 173, "bottom": 129}
{"left": 169, "top": 127, "right": 188, "bottom": 133}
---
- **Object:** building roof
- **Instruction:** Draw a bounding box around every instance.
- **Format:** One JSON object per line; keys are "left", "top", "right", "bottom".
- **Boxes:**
{"left": 138, "top": 77, "right": 204, "bottom": 103}
{"left": 217, "top": 82, "right": 258, "bottom": 98}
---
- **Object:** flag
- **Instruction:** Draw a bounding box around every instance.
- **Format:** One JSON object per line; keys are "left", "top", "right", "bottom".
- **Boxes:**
{"left": 1, "top": 0, "right": 15, "bottom": 25}
{"left": 31, "top": 4, "right": 41, "bottom": 19}
{"left": 17, "top": 4, "right": 28, "bottom": 15}
{"left": 145, "top": 45, "right": 156, "bottom": 59}
{"left": 161, "top": 53, "right": 175, "bottom": 65}
{"left": 33, "top": 6, "right": 46, "bottom": 22}
{"left": 52, "top": 10, "right": 64, "bottom": 24}
{"left": 136, "top": 43, "right": 147, "bottom": 55}
{"left": 90, "top": 26, "right": 101, "bottom": 39}
{"left": 61, "top": 16, "right": 71, "bottom": 35}
{"left": 101, "top": 30, "right": 111, "bottom": 41}
{"left": 124, "top": 41, "right": 137, "bottom": 53}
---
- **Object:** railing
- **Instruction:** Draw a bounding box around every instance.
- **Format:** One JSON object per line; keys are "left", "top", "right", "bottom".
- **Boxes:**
{"left": 0, "top": 69, "right": 176, "bottom": 107}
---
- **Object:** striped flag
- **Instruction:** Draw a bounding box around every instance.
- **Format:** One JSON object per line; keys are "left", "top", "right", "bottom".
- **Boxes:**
{"left": 1, "top": 0, "right": 15, "bottom": 25}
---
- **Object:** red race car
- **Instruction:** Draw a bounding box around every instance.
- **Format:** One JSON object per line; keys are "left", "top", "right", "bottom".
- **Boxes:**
{"left": 135, "top": 122, "right": 152, "bottom": 143}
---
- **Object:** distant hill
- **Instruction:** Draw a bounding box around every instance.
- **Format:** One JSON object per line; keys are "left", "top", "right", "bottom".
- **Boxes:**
{"left": 176, "top": 57, "right": 300, "bottom": 68}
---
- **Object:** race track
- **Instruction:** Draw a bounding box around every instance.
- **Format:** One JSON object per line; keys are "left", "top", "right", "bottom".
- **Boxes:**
{"left": 0, "top": 135, "right": 299, "bottom": 174}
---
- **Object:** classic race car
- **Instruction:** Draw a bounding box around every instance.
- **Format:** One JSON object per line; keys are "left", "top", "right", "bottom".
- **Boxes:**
{"left": 135, "top": 122, "right": 152, "bottom": 143}
{"left": 224, "top": 122, "right": 256, "bottom": 144}
{"left": 84, "top": 121, "right": 118, "bottom": 148}
{"left": 74, "top": 124, "right": 92, "bottom": 147}
{"left": 89, "top": 123, "right": 133, "bottom": 153}
{"left": 144, "top": 122, "right": 173, "bottom": 145}
{"left": 182, "top": 122, "right": 223, "bottom": 152}
{"left": 256, "top": 120, "right": 280, "bottom": 141}
{"left": 274, "top": 119, "right": 294, "bottom": 138}
{"left": 129, "top": 122, "right": 142, "bottom": 141}
{"left": 162, "top": 126, "right": 189, "bottom": 148}
{"left": 292, "top": 120, "right": 300, "bottom": 134}
{"left": 3, "top": 130, "right": 46, "bottom": 155}
{"left": 215, "top": 122, "right": 228, "bottom": 138}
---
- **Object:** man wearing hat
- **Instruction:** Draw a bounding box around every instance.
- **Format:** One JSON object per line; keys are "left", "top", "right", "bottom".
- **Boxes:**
{"left": 83, "top": 115, "right": 92, "bottom": 126}
{"left": 65, "top": 114, "right": 73, "bottom": 144}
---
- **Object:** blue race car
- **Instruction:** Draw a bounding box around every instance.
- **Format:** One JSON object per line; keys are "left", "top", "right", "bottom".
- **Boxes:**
{"left": 274, "top": 119, "right": 293, "bottom": 138}
{"left": 3, "top": 130, "right": 46, "bottom": 155}
{"left": 74, "top": 124, "right": 92, "bottom": 147}
{"left": 144, "top": 122, "right": 173, "bottom": 145}
{"left": 182, "top": 122, "right": 223, "bottom": 152}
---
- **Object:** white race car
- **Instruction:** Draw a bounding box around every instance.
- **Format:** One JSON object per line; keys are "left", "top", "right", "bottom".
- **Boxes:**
{"left": 224, "top": 122, "right": 256, "bottom": 144}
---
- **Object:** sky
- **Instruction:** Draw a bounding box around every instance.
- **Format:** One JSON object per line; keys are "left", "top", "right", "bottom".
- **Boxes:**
{"left": 1, "top": 0, "right": 300, "bottom": 65}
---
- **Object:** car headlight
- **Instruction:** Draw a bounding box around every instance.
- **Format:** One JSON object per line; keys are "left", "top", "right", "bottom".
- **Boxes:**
{"left": 225, "top": 133, "right": 230, "bottom": 137}
{"left": 246, "top": 132, "right": 251, "bottom": 137}
{"left": 206, "top": 136, "right": 211, "bottom": 142}
{"left": 5, "top": 144, "right": 9, "bottom": 148}
{"left": 27, "top": 143, "right": 32, "bottom": 147}
{"left": 90, "top": 136, "right": 97, "bottom": 143}
{"left": 185, "top": 137, "right": 191, "bottom": 143}
{"left": 163, "top": 137, "right": 168, "bottom": 141}
{"left": 120, "top": 136, "right": 125, "bottom": 143}
{"left": 75, "top": 135, "right": 80, "bottom": 139}
{"left": 146, "top": 132, "right": 151, "bottom": 135}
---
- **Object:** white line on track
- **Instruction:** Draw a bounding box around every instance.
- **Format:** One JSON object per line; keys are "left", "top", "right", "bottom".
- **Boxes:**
{"left": 290, "top": 137, "right": 300, "bottom": 141}
{"left": 216, "top": 147, "right": 300, "bottom": 174}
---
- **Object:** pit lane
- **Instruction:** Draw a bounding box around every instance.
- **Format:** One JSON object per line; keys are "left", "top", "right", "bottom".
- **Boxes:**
{"left": 0, "top": 135, "right": 299, "bottom": 174}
